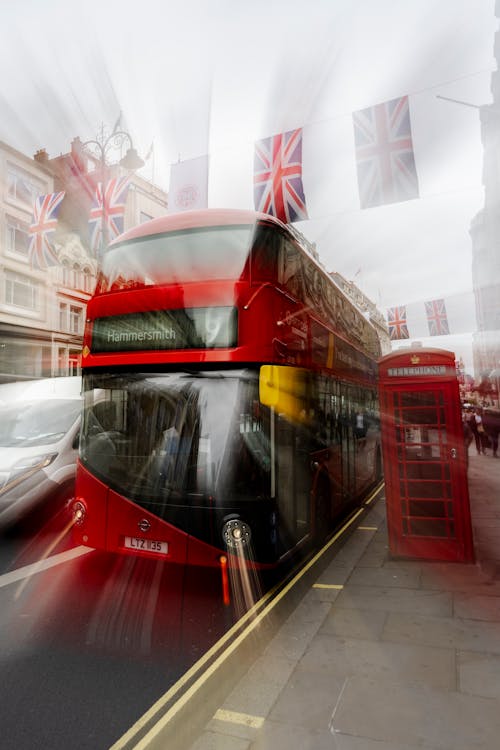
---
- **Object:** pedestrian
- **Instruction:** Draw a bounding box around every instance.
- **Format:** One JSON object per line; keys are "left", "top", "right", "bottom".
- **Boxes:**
{"left": 483, "top": 408, "right": 500, "bottom": 458}
{"left": 468, "top": 408, "right": 486, "bottom": 455}
{"left": 462, "top": 410, "right": 473, "bottom": 449}
{"left": 477, "top": 409, "right": 489, "bottom": 454}
{"left": 462, "top": 410, "right": 473, "bottom": 466}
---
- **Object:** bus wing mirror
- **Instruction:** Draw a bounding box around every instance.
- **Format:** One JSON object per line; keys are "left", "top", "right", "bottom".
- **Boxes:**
{"left": 259, "top": 365, "right": 308, "bottom": 424}
{"left": 259, "top": 365, "right": 279, "bottom": 407}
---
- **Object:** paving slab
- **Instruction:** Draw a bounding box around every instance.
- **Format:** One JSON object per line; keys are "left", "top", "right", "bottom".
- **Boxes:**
{"left": 243, "top": 721, "right": 335, "bottom": 750}
{"left": 331, "top": 676, "right": 500, "bottom": 750}
{"left": 458, "top": 650, "right": 500, "bottom": 698}
{"left": 297, "top": 634, "right": 456, "bottom": 689}
{"left": 345, "top": 566, "right": 422, "bottom": 588}
{"left": 382, "top": 611, "right": 500, "bottom": 653}
{"left": 317, "top": 606, "right": 388, "bottom": 640}
{"left": 189, "top": 733, "right": 251, "bottom": 750}
{"left": 219, "top": 652, "right": 297, "bottom": 718}
{"left": 267, "top": 669, "right": 346, "bottom": 729}
{"left": 333, "top": 584, "right": 453, "bottom": 616}
{"left": 453, "top": 591, "right": 500, "bottom": 621}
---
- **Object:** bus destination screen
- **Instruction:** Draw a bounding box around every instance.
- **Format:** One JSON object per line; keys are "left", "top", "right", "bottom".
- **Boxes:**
{"left": 91, "top": 307, "right": 238, "bottom": 352}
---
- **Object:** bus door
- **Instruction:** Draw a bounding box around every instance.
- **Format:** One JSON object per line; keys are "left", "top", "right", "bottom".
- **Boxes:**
{"left": 259, "top": 366, "right": 311, "bottom": 555}
{"left": 309, "top": 379, "right": 348, "bottom": 531}
{"left": 339, "top": 390, "right": 356, "bottom": 503}
{"left": 274, "top": 412, "right": 311, "bottom": 553}
{"left": 379, "top": 349, "right": 474, "bottom": 562}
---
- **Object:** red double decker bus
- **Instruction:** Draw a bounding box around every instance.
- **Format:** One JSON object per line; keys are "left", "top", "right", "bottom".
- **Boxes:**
{"left": 73, "top": 209, "right": 382, "bottom": 569}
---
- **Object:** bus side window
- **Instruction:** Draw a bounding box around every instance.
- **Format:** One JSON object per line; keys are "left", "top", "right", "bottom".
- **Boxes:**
{"left": 251, "top": 230, "right": 279, "bottom": 283}
{"left": 282, "top": 239, "right": 305, "bottom": 302}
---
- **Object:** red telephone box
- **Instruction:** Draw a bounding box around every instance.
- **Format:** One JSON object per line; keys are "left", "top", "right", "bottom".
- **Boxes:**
{"left": 378, "top": 348, "right": 474, "bottom": 562}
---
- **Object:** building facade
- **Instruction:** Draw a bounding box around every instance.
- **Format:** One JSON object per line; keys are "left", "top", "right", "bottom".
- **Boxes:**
{"left": 329, "top": 271, "right": 391, "bottom": 356}
{"left": 470, "top": 0, "right": 500, "bottom": 380}
{"left": 0, "top": 137, "right": 168, "bottom": 381}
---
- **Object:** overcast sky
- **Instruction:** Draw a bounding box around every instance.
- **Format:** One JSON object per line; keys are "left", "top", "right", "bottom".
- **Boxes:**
{"left": 1, "top": 0, "right": 496, "bottom": 371}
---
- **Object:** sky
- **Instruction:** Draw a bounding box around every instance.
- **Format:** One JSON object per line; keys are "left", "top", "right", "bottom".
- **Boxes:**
{"left": 0, "top": 0, "right": 497, "bottom": 373}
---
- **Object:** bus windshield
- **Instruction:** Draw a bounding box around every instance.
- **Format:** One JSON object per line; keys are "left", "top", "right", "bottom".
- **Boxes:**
{"left": 80, "top": 370, "right": 271, "bottom": 516}
{"left": 97, "top": 225, "right": 258, "bottom": 291}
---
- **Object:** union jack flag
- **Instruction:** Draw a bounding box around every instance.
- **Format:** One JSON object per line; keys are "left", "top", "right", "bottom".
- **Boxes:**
{"left": 88, "top": 176, "right": 130, "bottom": 256}
{"left": 425, "top": 298, "right": 450, "bottom": 336}
{"left": 253, "top": 128, "right": 308, "bottom": 223}
{"left": 28, "top": 191, "right": 65, "bottom": 269}
{"left": 387, "top": 305, "right": 410, "bottom": 340}
{"left": 353, "top": 96, "right": 419, "bottom": 209}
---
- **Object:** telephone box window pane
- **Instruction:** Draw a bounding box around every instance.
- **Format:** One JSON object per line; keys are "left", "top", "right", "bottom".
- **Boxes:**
{"left": 400, "top": 463, "right": 448, "bottom": 480}
{"left": 401, "top": 392, "right": 437, "bottom": 407}
{"left": 402, "top": 407, "right": 439, "bottom": 425}
{"left": 408, "top": 500, "right": 450, "bottom": 518}
{"left": 407, "top": 481, "right": 451, "bottom": 499}
{"left": 409, "top": 519, "right": 451, "bottom": 537}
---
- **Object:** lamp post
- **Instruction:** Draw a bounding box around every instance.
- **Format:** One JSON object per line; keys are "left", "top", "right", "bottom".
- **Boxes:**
{"left": 81, "top": 121, "right": 145, "bottom": 252}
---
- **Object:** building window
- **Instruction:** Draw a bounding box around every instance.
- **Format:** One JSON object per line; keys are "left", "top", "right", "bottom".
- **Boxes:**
{"left": 5, "top": 271, "right": 40, "bottom": 311}
{"left": 59, "top": 302, "right": 83, "bottom": 334}
{"left": 83, "top": 267, "right": 95, "bottom": 293}
{"left": 0, "top": 340, "right": 51, "bottom": 378}
{"left": 6, "top": 215, "right": 30, "bottom": 257}
{"left": 61, "top": 261, "right": 78, "bottom": 288}
{"left": 6, "top": 165, "right": 44, "bottom": 208}
{"left": 62, "top": 261, "right": 72, "bottom": 287}
{"left": 70, "top": 305, "right": 83, "bottom": 334}
{"left": 58, "top": 347, "right": 68, "bottom": 374}
{"left": 68, "top": 350, "right": 81, "bottom": 375}
{"left": 59, "top": 302, "right": 68, "bottom": 330}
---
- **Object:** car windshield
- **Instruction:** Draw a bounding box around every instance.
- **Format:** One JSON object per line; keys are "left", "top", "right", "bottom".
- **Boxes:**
{"left": 0, "top": 399, "right": 81, "bottom": 447}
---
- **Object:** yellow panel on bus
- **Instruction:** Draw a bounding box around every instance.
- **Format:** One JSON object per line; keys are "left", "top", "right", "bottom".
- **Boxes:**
{"left": 259, "top": 365, "right": 310, "bottom": 424}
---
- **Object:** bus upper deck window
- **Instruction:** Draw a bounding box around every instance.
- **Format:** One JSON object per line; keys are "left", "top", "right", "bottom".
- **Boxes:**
{"left": 251, "top": 229, "right": 279, "bottom": 283}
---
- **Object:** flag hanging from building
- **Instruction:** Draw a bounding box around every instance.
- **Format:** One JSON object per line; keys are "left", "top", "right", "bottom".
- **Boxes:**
{"left": 425, "top": 298, "right": 450, "bottom": 336}
{"left": 169, "top": 155, "right": 209, "bottom": 212}
{"left": 253, "top": 128, "right": 308, "bottom": 223}
{"left": 353, "top": 95, "right": 419, "bottom": 209}
{"left": 88, "top": 176, "right": 130, "bottom": 255}
{"left": 387, "top": 305, "right": 410, "bottom": 340}
{"left": 28, "top": 191, "right": 65, "bottom": 269}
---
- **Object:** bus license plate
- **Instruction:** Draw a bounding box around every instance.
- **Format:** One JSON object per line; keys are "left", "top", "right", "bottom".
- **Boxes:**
{"left": 124, "top": 537, "right": 168, "bottom": 554}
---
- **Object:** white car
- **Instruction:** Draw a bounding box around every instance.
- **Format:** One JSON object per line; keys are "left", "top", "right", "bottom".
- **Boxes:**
{"left": 0, "top": 377, "right": 82, "bottom": 529}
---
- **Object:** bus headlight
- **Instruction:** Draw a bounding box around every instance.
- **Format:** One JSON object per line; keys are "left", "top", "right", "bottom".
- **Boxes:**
{"left": 222, "top": 518, "right": 251, "bottom": 550}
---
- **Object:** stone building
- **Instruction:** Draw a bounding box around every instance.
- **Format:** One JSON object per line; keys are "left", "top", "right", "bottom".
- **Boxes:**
{"left": 0, "top": 136, "right": 168, "bottom": 381}
{"left": 470, "top": 0, "right": 500, "bottom": 380}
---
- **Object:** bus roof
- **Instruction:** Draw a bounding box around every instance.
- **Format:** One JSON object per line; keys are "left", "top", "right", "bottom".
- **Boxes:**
{"left": 111, "top": 208, "right": 285, "bottom": 245}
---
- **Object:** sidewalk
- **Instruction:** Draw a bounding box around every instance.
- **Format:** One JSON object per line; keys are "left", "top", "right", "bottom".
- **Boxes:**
{"left": 188, "top": 450, "right": 500, "bottom": 750}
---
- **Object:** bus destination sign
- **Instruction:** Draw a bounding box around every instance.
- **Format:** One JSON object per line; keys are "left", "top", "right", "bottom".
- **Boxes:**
{"left": 91, "top": 307, "right": 238, "bottom": 353}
